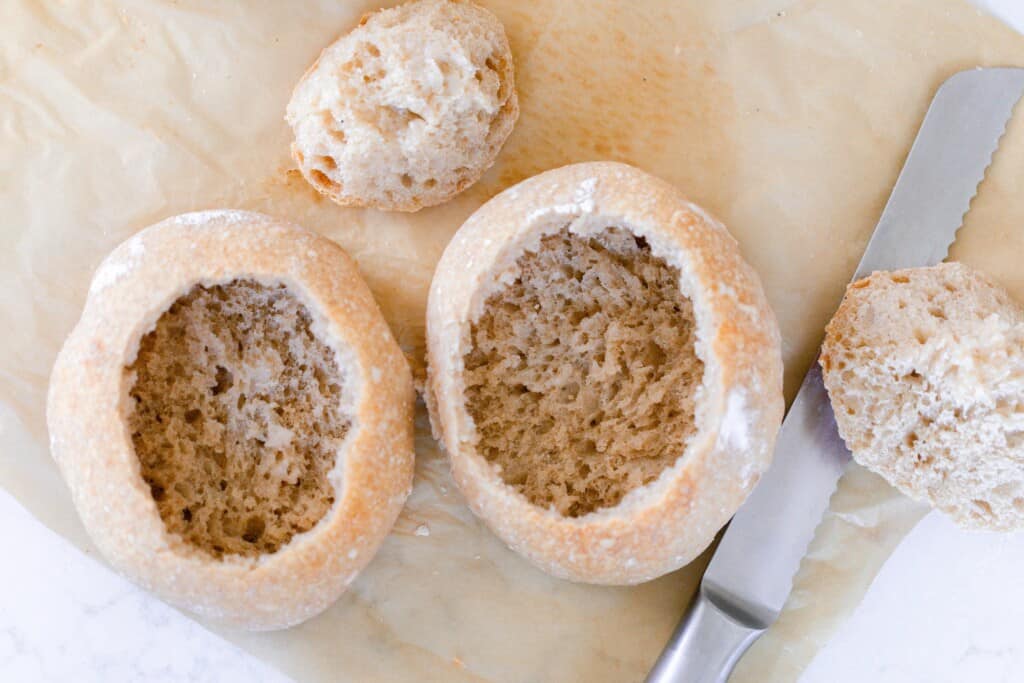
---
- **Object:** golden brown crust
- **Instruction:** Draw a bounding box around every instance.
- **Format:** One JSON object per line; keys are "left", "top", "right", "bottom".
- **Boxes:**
{"left": 426, "top": 162, "right": 784, "bottom": 584}
{"left": 46, "top": 210, "right": 414, "bottom": 629}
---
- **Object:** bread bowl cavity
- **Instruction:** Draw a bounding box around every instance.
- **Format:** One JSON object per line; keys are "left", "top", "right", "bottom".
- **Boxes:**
{"left": 426, "top": 162, "right": 784, "bottom": 584}
{"left": 465, "top": 228, "right": 704, "bottom": 518}
{"left": 128, "top": 280, "right": 348, "bottom": 559}
{"left": 47, "top": 211, "right": 414, "bottom": 629}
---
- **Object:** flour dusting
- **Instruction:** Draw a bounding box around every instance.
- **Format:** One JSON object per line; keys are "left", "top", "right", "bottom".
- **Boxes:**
{"left": 683, "top": 201, "right": 723, "bottom": 231}
{"left": 717, "top": 390, "right": 751, "bottom": 452}
{"left": 170, "top": 209, "right": 259, "bottom": 227}
{"left": 89, "top": 234, "right": 146, "bottom": 295}
{"left": 525, "top": 178, "right": 598, "bottom": 223}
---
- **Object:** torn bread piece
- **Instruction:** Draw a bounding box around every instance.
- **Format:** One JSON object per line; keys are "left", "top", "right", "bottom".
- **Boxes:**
{"left": 821, "top": 262, "right": 1024, "bottom": 531}
{"left": 286, "top": 0, "right": 518, "bottom": 211}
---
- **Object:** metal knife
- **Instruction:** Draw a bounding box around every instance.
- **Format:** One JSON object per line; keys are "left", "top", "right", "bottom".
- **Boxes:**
{"left": 646, "top": 67, "right": 1024, "bottom": 683}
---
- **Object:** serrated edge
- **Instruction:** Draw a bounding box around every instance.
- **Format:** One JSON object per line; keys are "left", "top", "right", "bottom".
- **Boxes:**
{"left": 942, "top": 88, "right": 1024, "bottom": 262}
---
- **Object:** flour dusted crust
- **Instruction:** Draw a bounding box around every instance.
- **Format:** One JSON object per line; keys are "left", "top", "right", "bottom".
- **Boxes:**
{"left": 426, "top": 162, "right": 784, "bottom": 584}
{"left": 286, "top": 0, "right": 518, "bottom": 212}
{"left": 46, "top": 211, "right": 414, "bottom": 629}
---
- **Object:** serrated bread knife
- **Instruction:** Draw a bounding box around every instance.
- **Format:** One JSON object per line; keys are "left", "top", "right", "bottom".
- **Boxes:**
{"left": 646, "top": 67, "right": 1024, "bottom": 683}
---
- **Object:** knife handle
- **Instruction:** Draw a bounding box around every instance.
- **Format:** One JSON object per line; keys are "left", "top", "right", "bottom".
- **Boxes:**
{"left": 644, "top": 591, "right": 765, "bottom": 683}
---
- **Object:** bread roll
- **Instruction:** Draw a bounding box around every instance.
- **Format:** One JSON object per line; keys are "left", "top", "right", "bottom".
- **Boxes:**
{"left": 286, "top": 0, "right": 518, "bottom": 212}
{"left": 46, "top": 210, "right": 414, "bottom": 629}
{"left": 426, "top": 162, "right": 784, "bottom": 584}
{"left": 821, "top": 262, "right": 1024, "bottom": 531}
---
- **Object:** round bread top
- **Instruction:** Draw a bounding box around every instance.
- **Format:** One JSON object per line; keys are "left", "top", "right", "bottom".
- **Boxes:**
{"left": 286, "top": 0, "right": 518, "bottom": 212}
{"left": 821, "top": 262, "right": 1024, "bottom": 531}
{"left": 46, "top": 211, "right": 414, "bottom": 629}
{"left": 426, "top": 162, "right": 784, "bottom": 584}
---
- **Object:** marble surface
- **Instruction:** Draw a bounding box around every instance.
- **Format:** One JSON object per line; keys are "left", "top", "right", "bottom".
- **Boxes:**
{"left": 6, "top": 485, "right": 1024, "bottom": 683}
{"left": 3, "top": 1, "right": 1024, "bottom": 681}
{"left": 0, "top": 490, "right": 287, "bottom": 683}
{"left": 803, "top": 513, "right": 1024, "bottom": 683}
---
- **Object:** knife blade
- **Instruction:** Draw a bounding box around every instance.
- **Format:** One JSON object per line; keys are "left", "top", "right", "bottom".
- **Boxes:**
{"left": 646, "top": 67, "right": 1024, "bottom": 683}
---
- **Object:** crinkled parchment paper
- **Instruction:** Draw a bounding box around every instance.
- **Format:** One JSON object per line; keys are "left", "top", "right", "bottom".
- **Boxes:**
{"left": 3, "top": 1, "right": 1024, "bottom": 681}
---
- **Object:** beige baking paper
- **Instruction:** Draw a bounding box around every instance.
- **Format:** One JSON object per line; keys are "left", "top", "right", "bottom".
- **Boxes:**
{"left": 3, "top": 1, "right": 1024, "bottom": 681}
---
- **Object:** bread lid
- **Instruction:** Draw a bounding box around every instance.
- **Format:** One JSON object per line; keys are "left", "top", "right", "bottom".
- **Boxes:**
{"left": 286, "top": 0, "right": 518, "bottom": 211}
{"left": 822, "top": 262, "right": 1024, "bottom": 531}
{"left": 426, "top": 162, "right": 784, "bottom": 584}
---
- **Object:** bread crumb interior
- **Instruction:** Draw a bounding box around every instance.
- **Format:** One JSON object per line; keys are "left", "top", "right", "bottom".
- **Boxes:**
{"left": 126, "top": 280, "right": 348, "bottom": 558}
{"left": 464, "top": 228, "right": 703, "bottom": 517}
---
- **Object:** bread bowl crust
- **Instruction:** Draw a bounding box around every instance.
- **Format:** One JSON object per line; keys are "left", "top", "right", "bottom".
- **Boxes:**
{"left": 46, "top": 210, "right": 414, "bottom": 629}
{"left": 426, "top": 162, "right": 784, "bottom": 584}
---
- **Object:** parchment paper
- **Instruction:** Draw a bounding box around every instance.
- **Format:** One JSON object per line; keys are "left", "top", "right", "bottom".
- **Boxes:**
{"left": 3, "top": 1, "right": 1024, "bottom": 681}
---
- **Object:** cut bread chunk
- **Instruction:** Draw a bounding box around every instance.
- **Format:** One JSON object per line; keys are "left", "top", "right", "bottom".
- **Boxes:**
{"left": 286, "top": 0, "right": 518, "bottom": 211}
{"left": 426, "top": 162, "right": 784, "bottom": 584}
{"left": 47, "top": 211, "right": 414, "bottom": 629}
{"left": 821, "top": 262, "right": 1024, "bottom": 531}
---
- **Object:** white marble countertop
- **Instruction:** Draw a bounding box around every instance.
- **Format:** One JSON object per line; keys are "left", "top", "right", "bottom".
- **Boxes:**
{"left": 3, "top": 1, "right": 1024, "bottom": 681}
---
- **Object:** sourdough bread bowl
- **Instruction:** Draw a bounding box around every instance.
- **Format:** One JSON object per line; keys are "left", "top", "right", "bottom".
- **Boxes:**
{"left": 426, "top": 162, "right": 784, "bottom": 584}
{"left": 47, "top": 210, "right": 414, "bottom": 629}
{"left": 821, "top": 262, "right": 1024, "bottom": 531}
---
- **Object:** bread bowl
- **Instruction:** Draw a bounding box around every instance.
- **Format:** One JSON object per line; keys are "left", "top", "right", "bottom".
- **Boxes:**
{"left": 47, "top": 210, "right": 414, "bottom": 629}
{"left": 426, "top": 162, "right": 784, "bottom": 584}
